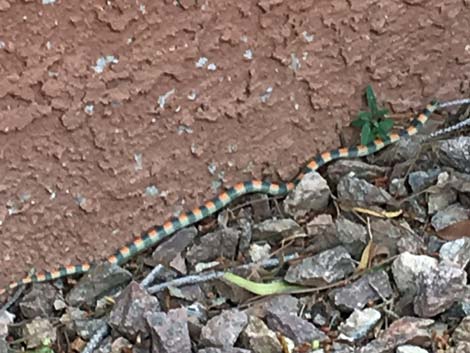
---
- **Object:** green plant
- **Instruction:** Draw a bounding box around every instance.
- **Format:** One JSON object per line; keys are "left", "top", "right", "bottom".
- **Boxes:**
{"left": 351, "top": 85, "right": 394, "bottom": 145}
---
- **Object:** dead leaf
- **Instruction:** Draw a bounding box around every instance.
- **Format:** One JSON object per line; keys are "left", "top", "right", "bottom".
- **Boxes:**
{"left": 358, "top": 239, "right": 373, "bottom": 271}
{"left": 436, "top": 220, "right": 470, "bottom": 240}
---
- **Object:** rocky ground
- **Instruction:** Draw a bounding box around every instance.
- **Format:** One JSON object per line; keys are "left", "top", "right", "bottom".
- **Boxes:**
{"left": 1, "top": 105, "right": 469, "bottom": 353}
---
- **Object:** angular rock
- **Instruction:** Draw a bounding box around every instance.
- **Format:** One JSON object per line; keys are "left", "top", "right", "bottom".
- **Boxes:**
{"left": 284, "top": 246, "right": 355, "bottom": 286}
{"left": 0, "top": 339, "right": 7, "bottom": 353}
{"left": 266, "top": 310, "right": 326, "bottom": 345}
{"left": 453, "top": 316, "right": 470, "bottom": 344}
{"left": 438, "top": 137, "right": 470, "bottom": 173}
{"left": 252, "top": 218, "right": 302, "bottom": 241}
{"left": 439, "top": 238, "right": 470, "bottom": 269}
{"left": 109, "top": 281, "right": 161, "bottom": 341}
{"left": 335, "top": 216, "right": 368, "bottom": 259}
{"left": 246, "top": 294, "right": 299, "bottom": 319}
{"left": 370, "top": 219, "right": 423, "bottom": 256}
{"left": 146, "top": 308, "right": 191, "bottom": 353}
{"left": 60, "top": 307, "right": 107, "bottom": 340}
{"left": 19, "top": 283, "right": 59, "bottom": 319}
{"left": 198, "top": 348, "right": 252, "bottom": 353}
{"left": 200, "top": 309, "right": 248, "bottom": 348}
{"left": 391, "top": 252, "right": 438, "bottom": 295}
{"left": 338, "top": 308, "right": 381, "bottom": 342}
{"left": 23, "top": 318, "right": 57, "bottom": 349}
{"left": 152, "top": 226, "right": 197, "bottom": 264}
{"left": 403, "top": 198, "right": 428, "bottom": 224}
{"left": 359, "top": 317, "right": 434, "bottom": 353}
{"left": 240, "top": 316, "right": 282, "bottom": 353}
{"left": 66, "top": 263, "right": 132, "bottom": 307}
{"left": 337, "top": 175, "right": 393, "bottom": 206}
{"left": 396, "top": 345, "right": 429, "bottom": 353}
{"left": 327, "top": 159, "right": 390, "bottom": 185}
{"left": 187, "top": 227, "right": 240, "bottom": 265}
{"left": 389, "top": 178, "right": 408, "bottom": 198}
{"left": 414, "top": 261, "right": 468, "bottom": 317}
{"left": 305, "top": 214, "right": 340, "bottom": 253}
{"left": 283, "top": 171, "right": 330, "bottom": 218}
{"left": 407, "top": 169, "right": 440, "bottom": 193}
{"left": 250, "top": 194, "right": 272, "bottom": 222}
{"left": 368, "top": 137, "right": 422, "bottom": 166}
{"left": 428, "top": 188, "right": 458, "bottom": 214}
{"left": 431, "top": 203, "right": 470, "bottom": 231}
{"left": 330, "top": 270, "right": 393, "bottom": 312}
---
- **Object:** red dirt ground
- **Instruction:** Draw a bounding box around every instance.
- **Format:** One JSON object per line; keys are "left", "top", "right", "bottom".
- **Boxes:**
{"left": 0, "top": 0, "right": 469, "bottom": 289}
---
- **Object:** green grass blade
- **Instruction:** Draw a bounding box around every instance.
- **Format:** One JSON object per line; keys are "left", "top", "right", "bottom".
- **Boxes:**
{"left": 222, "top": 272, "right": 306, "bottom": 296}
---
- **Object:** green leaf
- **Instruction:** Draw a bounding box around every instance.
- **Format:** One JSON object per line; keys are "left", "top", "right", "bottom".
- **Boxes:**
{"left": 357, "top": 111, "right": 372, "bottom": 121}
{"left": 361, "top": 123, "right": 372, "bottom": 145}
{"left": 378, "top": 118, "right": 394, "bottom": 132}
{"left": 351, "top": 119, "right": 366, "bottom": 128}
{"left": 223, "top": 272, "right": 305, "bottom": 296}
{"left": 376, "top": 108, "right": 389, "bottom": 117}
{"left": 366, "top": 85, "right": 378, "bottom": 116}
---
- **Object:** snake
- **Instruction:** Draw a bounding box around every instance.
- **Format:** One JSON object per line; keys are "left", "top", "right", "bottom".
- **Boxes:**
{"left": 0, "top": 100, "right": 439, "bottom": 297}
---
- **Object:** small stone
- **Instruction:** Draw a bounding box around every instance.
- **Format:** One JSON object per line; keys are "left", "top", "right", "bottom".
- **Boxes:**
{"left": 266, "top": 310, "right": 327, "bottom": 345}
{"left": 240, "top": 316, "right": 283, "bottom": 353}
{"left": 338, "top": 308, "right": 381, "bottom": 342}
{"left": 283, "top": 171, "right": 330, "bottom": 218}
{"left": 66, "top": 263, "right": 132, "bottom": 307}
{"left": 60, "top": 307, "right": 107, "bottom": 340}
{"left": 428, "top": 189, "right": 458, "bottom": 214}
{"left": 146, "top": 308, "right": 191, "bottom": 353}
{"left": 19, "top": 283, "right": 59, "bottom": 319}
{"left": 389, "top": 178, "right": 408, "bottom": 198}
{"left": 414, "top": 261, "right": 468, "bottom": 317}
{"left": 198, "top": 349, "right": 252, "bottom": 353}
{"left": 284, "top": 246, "right": 355, "bottom": 286}
{"left": 439, "top": 238, "right": 470, "bottom": 269}
{"left": 396, "top": 345, "right": 429, "bottom": 353}
{"left": 337, "top": 175, "right": 393, "bottom": 206}
{"left": 186, "top": 227, "right": 240, "bottom": 265}
{"left": 453, "top": 316, "right": 470, "bottom": 344}
{"left": 335, "top": 216, "right": 368, "bottom": 259}
{"left": 252, "top": 218, "right": 302, "bottom": 241}
{"left": 330, "top": 270, "right": 393, "bottom": 312}
{"left": 200, "top": 309, "right": 248, "bottom": 348}
{"left": 438, "top": 137, "right": 470, "bottom": 173}
{"left": 24, "top": 318, "right": 57, "bottom": 349}
{"left": 109, "top": 281, "right": 161, "bottom": 341}
{"left": 407, "top": 169, "right": 440, "bottom": 193}
{"left": 327, "top": 160, "right": 390, "bottom": 185}
{"left": 431, "top": 203, "right": 470, "bottom": 231}
{"left": 152, "top": 227, "right": 197, "bottom": 264}
{"left": 391, "top": 252, "right": 438, "bottom": 295}
{"left": 359, "top": 317, "right": 434, "bottom": 353}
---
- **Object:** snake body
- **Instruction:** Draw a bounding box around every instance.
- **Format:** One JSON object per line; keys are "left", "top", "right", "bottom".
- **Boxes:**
{"left": 0, "top": 101, "right": 439, "bottom": 296}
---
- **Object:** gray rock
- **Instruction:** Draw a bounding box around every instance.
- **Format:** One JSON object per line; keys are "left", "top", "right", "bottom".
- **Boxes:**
{"left": 23, "top": 318, "right": 57, "bottom": 349}
{"left": 0, "top": 339, "right": 7, "bottom": 353}
{"left": 250, "top": 194, "right": 272, "bottom": 222}
{"left": 283, "top": 171, "right": 330, "bottom": 218}
{"left": 408, "top": 169, "right": 440, "bottom": 193}
{"left": 109, "top": 281, "right": 161, "bottom": 341}
{"left": 66, "top": 263, "right": 132, "bottom": 307}
{"left": 252, "top": 218, "right": 302, "bottom": 241}
{"left": 19, "top": 283, "right": 59, "bottom": 319}
{"left": 358, "top": 317, "right": 434, "bottom": 353}
{"left": 266, "top": 311, "right": 326, "bottom": 345}
{"left": 338, "top": 308, "right": 381, "bottom": 342}
{"left": 284, "top": 246, "right": 355, "bottom": 286}
{"left": 327, "top": 159, "right": 390, "bottom": 185}
{"left": 337, "top": 175, "right": 393, "bottom": 206}
{"left": 198, "top": 348, "right": 252, "bottom": 353}
{"left": 444, "top": 169, "right": 470, "bottom": 193}
{"left": 396, "top": 345, "right": 429, "bottom": 353}
{"left": 414, "top": 261, "right": 468, "bottom": 317}
{"left": 249, "top": 294, "right": 299, "bottom": 319}
{"left": 305, "top": 214, "right": 340, "bottom": 254}
{"left": 187, "top": 227, "right": 240, "bottom": 265}
{"left": 438, "top": 137, "right": 470, "bottom": 173}
{"left": 403, "top": 198, "right": 428, "bottom": 223}
{"left": 330, "top": 342, "right": 356, "bottom": 353}
{"left": 389, "top": 177, "right": 408, "bottom": 198}
{"left": 146, "top": 308, "right": 191, "bottom": 353}
{"left": 391, "top": 252, "right": 438, "bottom": 295}
{"left": 60, "top": 307, "right": 107, "bottom": 340}
{"left": 335, "top": 216, "right": 368, "bottom": 259}
{"left": 240, "top": 316, "right": 282, "bottom": 353}
{"left": 152, "top": 226, "right": 197, "bottom": 264}
{"left": 428, "top": 189, "right": 458, "bottom": 214}
{"left": 453, "top": 316, "right": 470, "bottom": 344}
{"left": 186, "top": 302, "right": 208, "bottom": 340}
{"left": 431, "top": 203, "right": 470, "bottom": 231}
{"left": 439, "top": 238, "right": 470, "bottom": 269}
{"left": 368, "top": 136, "right": 422, "bottom": 166}
{"left": 371, "top": 219, "right": 423, "bottom": 255}
{"left": 200, "top": 309, "right": 248, "bottom": 348}
{"left": 330, "top": 270, "right": 393, "bottom": 312}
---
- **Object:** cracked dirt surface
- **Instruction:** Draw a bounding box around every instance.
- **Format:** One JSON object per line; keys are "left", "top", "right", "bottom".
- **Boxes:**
{"left": 0, "top": 0, "right": 469, "bottom": 288}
